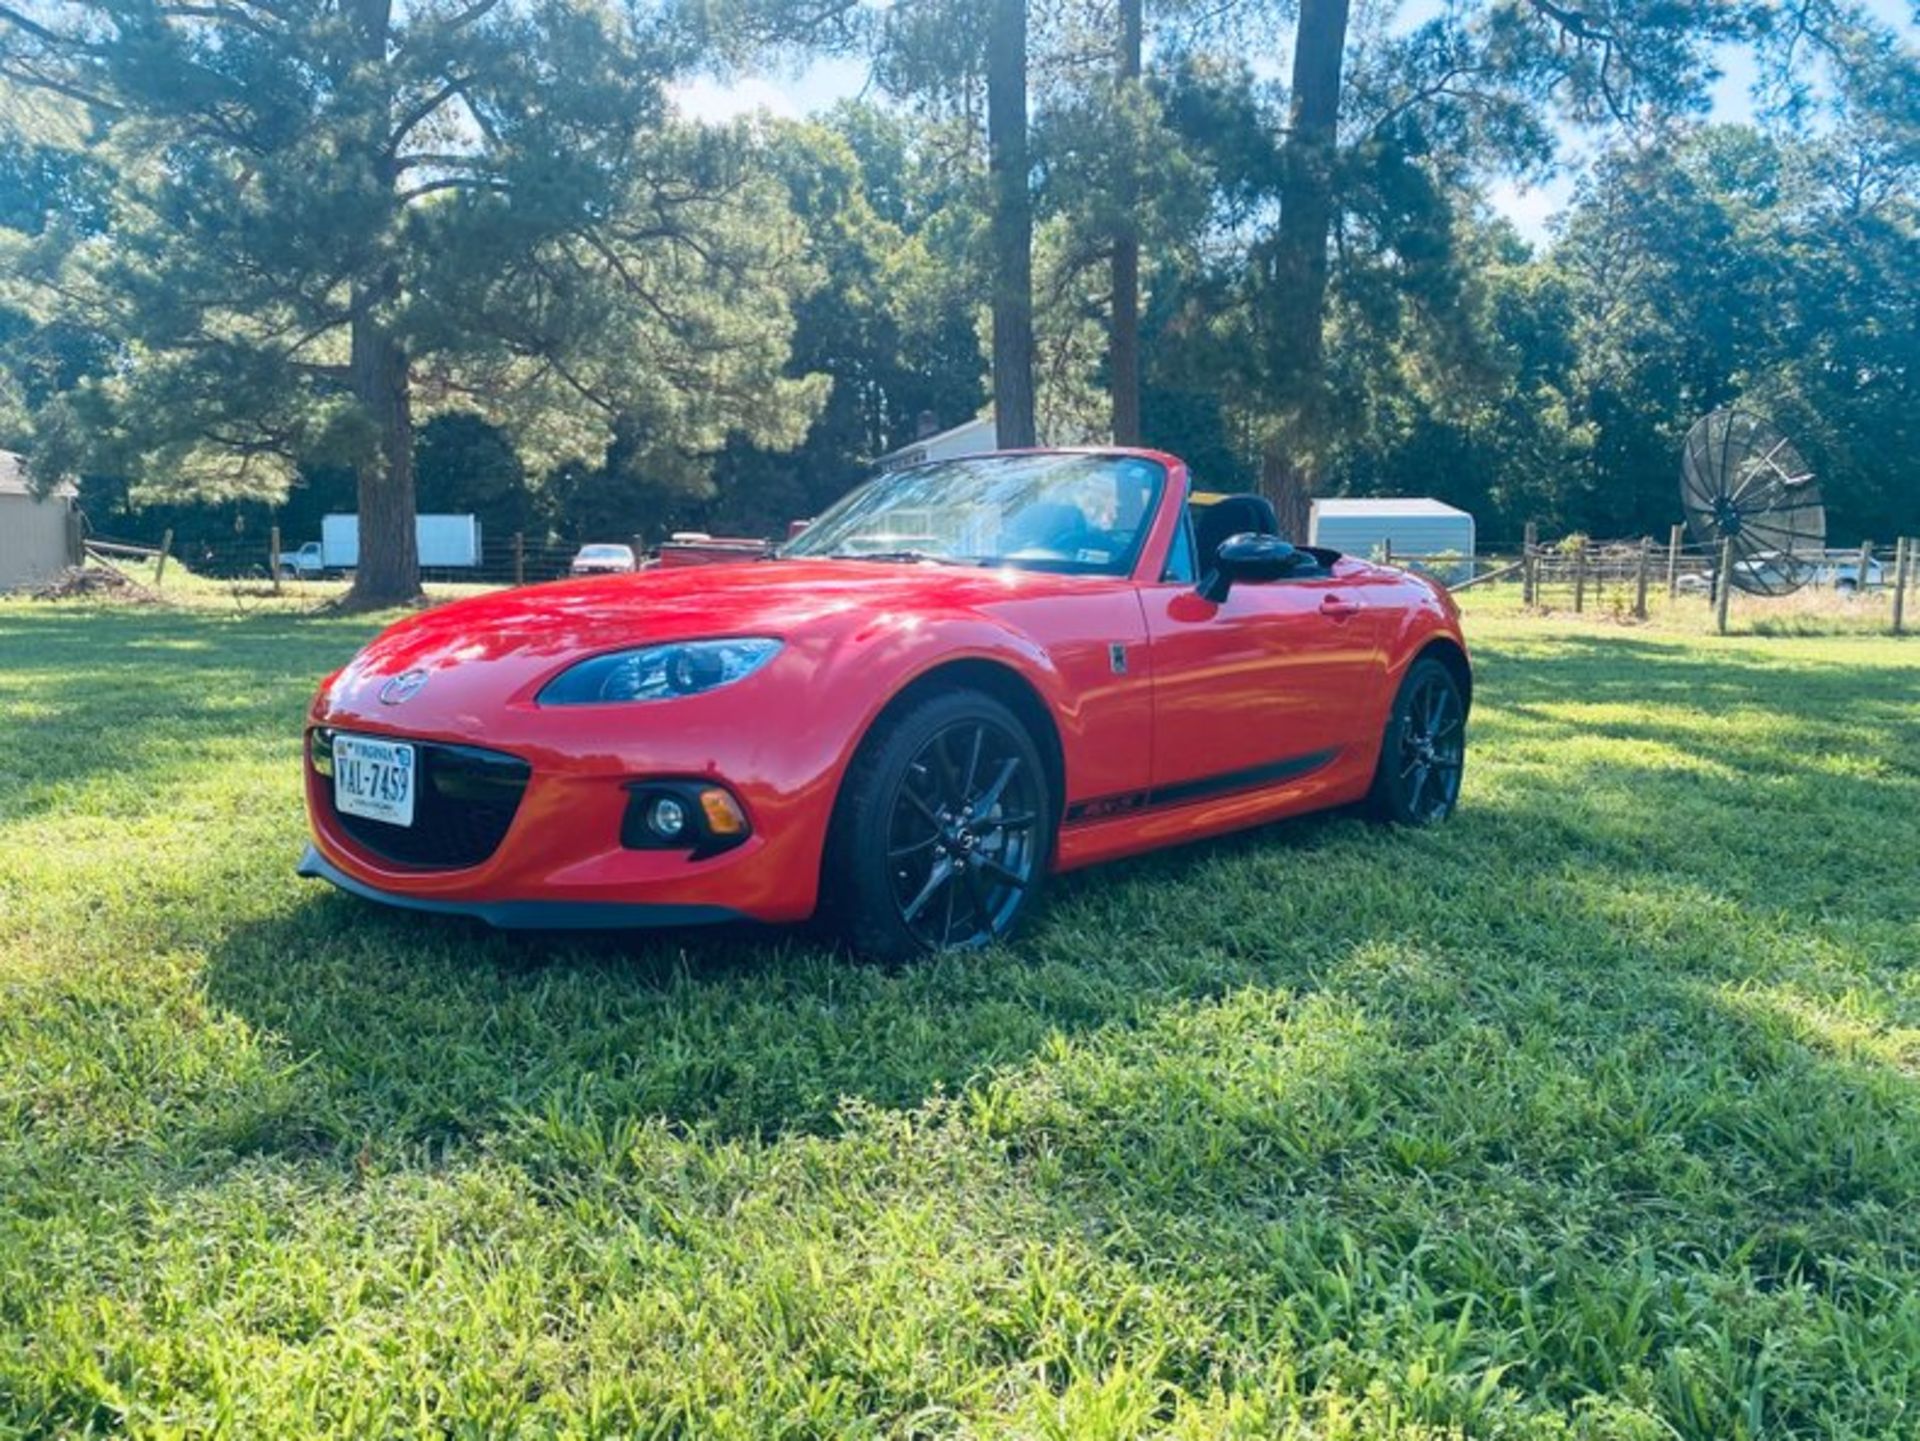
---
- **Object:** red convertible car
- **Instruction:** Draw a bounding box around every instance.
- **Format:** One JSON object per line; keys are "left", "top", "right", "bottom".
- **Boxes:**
{"left": 300, "top": 449, "right": 1470, "bottom": 960}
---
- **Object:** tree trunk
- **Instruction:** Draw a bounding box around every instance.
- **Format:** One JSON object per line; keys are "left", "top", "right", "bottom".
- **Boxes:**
{"left": 341, "top": 0, "right": 420, "bottom": 609}
{"left": 987, "top": 0, "right": 1036, "bottom": 449}
{"left": 1261, "top": 448, "right": 1313, "bottom": 545}
{"left": 1109, "top": 0, "right": 1143, "bottom": 446}
{"left": 345, "top": 299, "right": 421, "bottom": 608}
{"left": 1260, "top": 0, "right": 1350, "bottom": 521}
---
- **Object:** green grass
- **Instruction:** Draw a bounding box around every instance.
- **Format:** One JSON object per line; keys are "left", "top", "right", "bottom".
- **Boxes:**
{"left": 1, "top": 596, "right": 1915, "bottom": 1439}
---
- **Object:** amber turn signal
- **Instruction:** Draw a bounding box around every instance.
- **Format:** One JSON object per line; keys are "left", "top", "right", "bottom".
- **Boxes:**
{"left": 698, "top": 786, "right": 748, "bottom": 836}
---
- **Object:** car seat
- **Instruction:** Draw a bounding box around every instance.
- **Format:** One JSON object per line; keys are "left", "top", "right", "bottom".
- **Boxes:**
{"left": 1193, "top": 493, "right": 1279, "bottom": 565}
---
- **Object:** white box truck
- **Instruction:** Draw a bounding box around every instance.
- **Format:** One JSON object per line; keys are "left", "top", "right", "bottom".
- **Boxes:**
{"left": 280, "top": 514, "right": 483, "bottom": 576}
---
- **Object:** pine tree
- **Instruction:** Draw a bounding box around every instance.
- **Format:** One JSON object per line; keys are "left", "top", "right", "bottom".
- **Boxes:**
{"left": 1, "top": 0, "right": 824, "bottom": 605}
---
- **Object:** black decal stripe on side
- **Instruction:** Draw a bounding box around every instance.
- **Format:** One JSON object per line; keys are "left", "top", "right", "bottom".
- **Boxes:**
{"left": 1063, "top": 747, "right": 1340, "bottom": 826}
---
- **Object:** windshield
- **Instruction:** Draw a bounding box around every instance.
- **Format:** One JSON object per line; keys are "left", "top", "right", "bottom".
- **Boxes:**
{"left": 578, "top": 545, "right": 630, "bottom": 559}
{"left": 781, "top": 453, "right": 1166, "bottom": 576}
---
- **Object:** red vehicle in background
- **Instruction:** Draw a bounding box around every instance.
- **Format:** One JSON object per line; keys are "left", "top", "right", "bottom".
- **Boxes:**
{"left": 300, "top": 449, "right": 1470, "bottom": 960}
{"left": 651, "top": 532, "right": 775, "bottom": 568}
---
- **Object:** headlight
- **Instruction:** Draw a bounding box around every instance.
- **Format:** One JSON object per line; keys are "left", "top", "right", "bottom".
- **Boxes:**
{"left": 537, "top": 638, "right": 782, "bottom": 705}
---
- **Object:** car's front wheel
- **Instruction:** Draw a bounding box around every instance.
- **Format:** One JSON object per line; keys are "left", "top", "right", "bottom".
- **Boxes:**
{"left": 827, "top": 688, "right": 1053, "bottom": 962}
{"left": 1368, "top": 656, "right": 1467, "bottom": 825}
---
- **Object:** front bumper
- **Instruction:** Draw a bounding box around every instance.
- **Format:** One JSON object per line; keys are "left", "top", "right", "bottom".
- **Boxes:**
{"left": 297, "top": 845, "right": 743, "bottom": 930}
{"left": 301, "top": 703, "right": 849, "bottom": 926}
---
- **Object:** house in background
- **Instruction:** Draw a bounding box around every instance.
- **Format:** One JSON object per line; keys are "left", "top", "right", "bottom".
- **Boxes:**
{"left": 874, "top": 415, "right": 999, "bottom": 474}
{"left": 0, "top": 451, "right": 81, "bottom": 590}
{"left": 1309, "top": 497, "right": 1476, "bottom": 571}
{"left": 872, "top": 409, "right": 1094, "bottom": 474}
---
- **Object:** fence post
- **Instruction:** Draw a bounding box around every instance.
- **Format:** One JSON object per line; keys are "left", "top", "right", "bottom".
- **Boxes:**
{"left": 1716, "top": 537, "right": 1734, "bottom": 634}
{"left": 1573, "top": 542, "right": 1587, "bottom": 613}
{"left": 155, "top": 528, "right": 174, "bottom": 587}
{"left": 513, "top": 531, "right": 526, "bottom": 587}
{"left": 270, "top": 525, "right": 282, "bottom": 595}
{"left": 1892, "top": 537, "right": 1910, "bottom": 636}
{"left": 1522, "top": 522, "right": 1537, "bottom": 607}
{"left": 1382, "top": 538, "right": 1394, "bottom": 568}
{"left": 1634, "top": 536, "right": 1651, "bottom": 620}
{"left": 1666, "top": 523, "right": 1683, "bottom": 600}
{"left": 1857, "top": 540, "right": 1873, "bottom": 598}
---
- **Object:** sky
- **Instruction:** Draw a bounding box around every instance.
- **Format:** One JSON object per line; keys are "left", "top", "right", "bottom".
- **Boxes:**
{"left": 669, "top": 0, "right": 1915, "bottom": 243}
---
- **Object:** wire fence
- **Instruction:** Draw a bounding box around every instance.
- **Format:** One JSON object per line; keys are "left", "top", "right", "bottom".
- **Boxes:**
{"left": 1388, "top": 528, "right": 1919, "bottom": 634}
{"left": 65, "top": 525, "right": 1920, "bottom": 636}
{"left": 90, "top": 529, "right": 614, "bottom": 589}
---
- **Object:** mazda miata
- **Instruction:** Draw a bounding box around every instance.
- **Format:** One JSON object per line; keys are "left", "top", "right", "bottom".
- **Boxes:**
{"left": 300, "top": 449, "right": 1470, "bottom": 960}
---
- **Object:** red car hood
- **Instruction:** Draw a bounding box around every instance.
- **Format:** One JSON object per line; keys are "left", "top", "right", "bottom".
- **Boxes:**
{"left": 319, "top": 559, "right": 1111, "bottom": 729}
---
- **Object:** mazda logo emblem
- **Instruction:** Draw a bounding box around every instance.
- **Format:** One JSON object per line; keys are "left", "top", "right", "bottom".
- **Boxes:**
{"left": 379, "top": 669, "right": 429, "bottom": 705}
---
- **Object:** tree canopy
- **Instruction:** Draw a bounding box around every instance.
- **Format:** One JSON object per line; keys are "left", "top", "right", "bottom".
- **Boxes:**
{"left": 2, "top": 0, "right": 1913, "bottom": 563}
{"left": 2, "top": 0, "right": 826, "bottom": 602}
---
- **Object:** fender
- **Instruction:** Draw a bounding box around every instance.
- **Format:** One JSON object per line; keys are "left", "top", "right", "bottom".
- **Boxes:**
{"left": 806, "top": 599, "right": 1153, "bottom": 831}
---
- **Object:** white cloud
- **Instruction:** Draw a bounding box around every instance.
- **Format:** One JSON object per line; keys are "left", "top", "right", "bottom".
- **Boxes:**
{"left": 670, "top": 58, "right": 871, "bottom": 127}
{"left": 671, "top": 75, "right": 806, "bottom": 124}
{"left": 1485, "top": 174, "right": 1576, "bottom": 245}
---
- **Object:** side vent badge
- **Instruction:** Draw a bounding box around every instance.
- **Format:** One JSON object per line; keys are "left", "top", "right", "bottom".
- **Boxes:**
{"left": 1108, "top": 643, "right": 1128, "bottom": 676}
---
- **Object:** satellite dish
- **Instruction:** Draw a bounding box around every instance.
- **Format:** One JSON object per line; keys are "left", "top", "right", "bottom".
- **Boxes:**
{"left": 1680, "top": 409, "right": 1825, "bottom": 596}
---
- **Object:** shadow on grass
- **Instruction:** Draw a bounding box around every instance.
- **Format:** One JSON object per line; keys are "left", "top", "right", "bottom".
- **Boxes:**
{"left": 197, "top": 811, "right": 1363, "bottom": 1156}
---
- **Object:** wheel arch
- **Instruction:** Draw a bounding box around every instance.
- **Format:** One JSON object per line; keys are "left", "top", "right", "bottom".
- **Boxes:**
{"left": 1413, "top": 635, "right": 1473, "bottom": 714}
{"left": 850, "top": 657, "right": 1067, "bottom": 821}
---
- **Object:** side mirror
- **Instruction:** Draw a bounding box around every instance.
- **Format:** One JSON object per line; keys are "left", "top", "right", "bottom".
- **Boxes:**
{"left": 1197, "top": 532, "right": 1308, "bottom": 603}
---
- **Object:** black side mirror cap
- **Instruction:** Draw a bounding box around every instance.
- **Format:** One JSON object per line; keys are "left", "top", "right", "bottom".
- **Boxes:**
{"left": 1196, "top": 532, "right": 1309, "bottom": 602}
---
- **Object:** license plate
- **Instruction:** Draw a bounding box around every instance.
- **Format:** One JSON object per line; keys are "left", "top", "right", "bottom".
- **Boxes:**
{"left": 333, "top": 735, "right": 417, "bottom": 827}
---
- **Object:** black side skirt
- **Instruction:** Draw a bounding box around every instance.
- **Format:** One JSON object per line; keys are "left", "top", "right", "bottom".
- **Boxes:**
{"left": 1064, "top": 747, "right": 1340, "bottom": 826}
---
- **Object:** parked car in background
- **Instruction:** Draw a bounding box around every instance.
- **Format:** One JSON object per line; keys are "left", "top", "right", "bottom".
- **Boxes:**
{"left": 569, "top": 543, "right": 638, "bottom": 576}
{"left": 653, "top": 531, "right": 774, "bottom": 567}
{"left": 1814, "top": 556, "right": 1887, "bottom": 593}
{"left": 298, "top": 448, "right": 1472, "bottom": 961}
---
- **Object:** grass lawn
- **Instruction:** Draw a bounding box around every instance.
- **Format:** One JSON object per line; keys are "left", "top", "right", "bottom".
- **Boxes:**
{"left": 1, "top": 595, "right": 1915, "bottom": 1438}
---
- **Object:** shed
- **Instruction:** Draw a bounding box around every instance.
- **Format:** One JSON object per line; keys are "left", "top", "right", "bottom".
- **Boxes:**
{"left": 1309, "top": 497, "right": 1475, "bottom": 564}
{"left": 0, "top": 452, "right": 81, "bottom": 591}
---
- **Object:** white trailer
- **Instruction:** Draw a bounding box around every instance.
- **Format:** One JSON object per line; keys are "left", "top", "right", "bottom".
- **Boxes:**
{"left": 1309, "top": 498, "right": 1475, "bottom": 577}
{"left": 281, "top": 514, "right": 483, "bottom": 575}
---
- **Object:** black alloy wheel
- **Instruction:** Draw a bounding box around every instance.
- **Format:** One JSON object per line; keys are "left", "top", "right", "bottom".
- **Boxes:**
{"left": 828, "top": 689, "right": 1052, "bottom": 962}
{"left": 1369, "top": 657, "right": 1467, "bottom": 825}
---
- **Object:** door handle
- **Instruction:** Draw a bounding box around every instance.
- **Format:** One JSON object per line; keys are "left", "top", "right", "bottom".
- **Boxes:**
{"left": 1319, "top": 595, "right": 1364, "bottom": 620}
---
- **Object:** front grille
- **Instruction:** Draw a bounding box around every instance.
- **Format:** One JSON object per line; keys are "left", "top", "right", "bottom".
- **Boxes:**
{"left": 315, "top": 732, "right": 531, "bottom": 870}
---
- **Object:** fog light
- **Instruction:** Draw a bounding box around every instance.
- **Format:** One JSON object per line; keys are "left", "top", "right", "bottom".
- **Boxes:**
{"left": 648, "top": 796, "right": 688, "bottom": 839}
{"left": 698, "top": 786, "right": 747, "bottom": 836}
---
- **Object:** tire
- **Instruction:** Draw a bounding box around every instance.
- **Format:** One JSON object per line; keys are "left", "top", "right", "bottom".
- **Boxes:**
{"left": 826, "top": 688, "right": 1054, "bottom": 963}
{"left": 1367, "top": 656, "right": 1467, "bottom": 826}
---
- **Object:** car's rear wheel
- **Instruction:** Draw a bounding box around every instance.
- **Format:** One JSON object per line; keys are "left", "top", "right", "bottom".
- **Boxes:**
{"left": 1368, "top": 656, "right": 1466, "bottom": 825}
{"left": 827, "top": 688, "right": 1052, "bottom": 962}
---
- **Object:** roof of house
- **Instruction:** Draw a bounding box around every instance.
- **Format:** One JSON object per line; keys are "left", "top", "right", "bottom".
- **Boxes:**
{"left": 873, "top": 413, "right": 998, "bottom": 468}
{"left": 0, "top": 451, "right": 77, "bottom": 500}
{"left": 1309, "top": 497, "right": 1471, "bottom": 519}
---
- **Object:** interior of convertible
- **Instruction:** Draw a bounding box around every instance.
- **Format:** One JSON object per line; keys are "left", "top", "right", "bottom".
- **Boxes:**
{"left": 1180, "top": 490, "right": 1341, "bottom": 582}
{"left": 782, "top": 453, "right": 1344, "bottom": 580}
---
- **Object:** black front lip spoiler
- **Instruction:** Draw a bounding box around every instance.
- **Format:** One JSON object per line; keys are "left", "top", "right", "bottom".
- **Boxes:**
{"left": 296, "top": 845, "right": 743, "bottom": 931}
